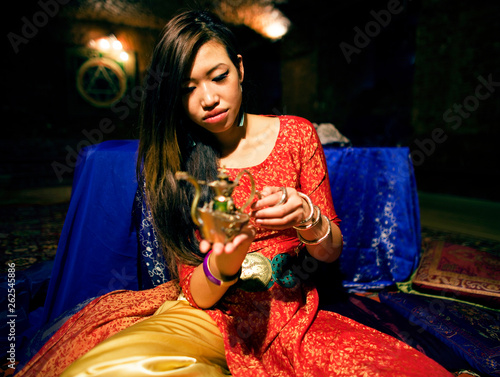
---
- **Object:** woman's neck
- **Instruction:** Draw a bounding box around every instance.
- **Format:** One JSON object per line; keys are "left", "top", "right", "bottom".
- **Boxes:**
{"left": 218, "top": 114, "right": 280, "bottom": 169}
{"left": 216, "top": 113, "right": 247, "bottom": 158}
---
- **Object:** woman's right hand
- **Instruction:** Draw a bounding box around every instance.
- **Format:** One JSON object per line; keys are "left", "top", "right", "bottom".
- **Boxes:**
{"left": 191, "top": 224, "right": 255, "bottom": 309}
{"left": 199, "top": 224, "right": 256, "bottom": 282}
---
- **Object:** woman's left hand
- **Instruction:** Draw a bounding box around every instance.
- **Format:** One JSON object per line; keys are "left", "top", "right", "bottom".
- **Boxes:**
{"left": 251, "top": 186, "right": 309, "bottom": 230}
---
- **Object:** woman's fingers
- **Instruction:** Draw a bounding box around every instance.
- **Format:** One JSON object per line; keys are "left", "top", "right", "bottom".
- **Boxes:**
{"left": 199, "top": 225, "right": 255, "bottom": 256}
{"left": 199, "top": 239, "right": 212, "bottom": 253}
{"left": 252, "top": 186, "right": 304, "bottom": 229}
{"left": 211, "top": 242, "right": 225, "bottom": 255}
{"left": 254, "top": 186, "right": 288, "bottom": 209}
{"left": 201, "top": 224, "right": 255, "bottom": 278}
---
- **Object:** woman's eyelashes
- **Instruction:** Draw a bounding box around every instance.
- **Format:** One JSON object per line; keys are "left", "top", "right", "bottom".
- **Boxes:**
{"left": 213, "top": 70, "right": 229, "bottom": 82}
{"left": 182, "top": 70, "right": 230, "bottom": 95}
{"left": 181, "top": 86, "right": 195, "bottom": 95}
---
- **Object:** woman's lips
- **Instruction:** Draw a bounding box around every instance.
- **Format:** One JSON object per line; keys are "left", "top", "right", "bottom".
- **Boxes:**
{"left": 203, "top": 110, "right": 228, "bottom": 123}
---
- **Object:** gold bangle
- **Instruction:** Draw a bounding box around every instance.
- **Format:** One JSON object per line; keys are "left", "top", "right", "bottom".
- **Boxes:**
{"left": 297, "top": 215, "right": 331, "bottom": 245}
{"left": 297, "top": 192, "right": 314, "bottom": 225}
{"left": 293, "top": 205, "right": 321, "bottom": 230}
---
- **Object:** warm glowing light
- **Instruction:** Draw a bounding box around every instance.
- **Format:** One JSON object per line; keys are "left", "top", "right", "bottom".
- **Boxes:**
{"left": 218, "top": 3, "right": 290, "bottom": 41}
{"left": 263, "top": 21, "right": 288, "bottom": 40}
{"left": 97, "top": 38, "right": 111, "bottom": 51}
{"left": 89, "top": 35, "right": 128, "bottom": 58}
{"left": 260, "top": 8, "right": 290, "bottom": 40}
{"left": 112, "top": 40, "right": 123, "bottom": 50}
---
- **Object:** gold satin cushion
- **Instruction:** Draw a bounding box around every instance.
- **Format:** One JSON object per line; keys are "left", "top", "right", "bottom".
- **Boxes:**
{"left": 61, "top": 300, "right": 230, "bottom": 377}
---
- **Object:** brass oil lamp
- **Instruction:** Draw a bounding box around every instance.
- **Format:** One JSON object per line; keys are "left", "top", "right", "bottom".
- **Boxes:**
{"left": 175, "top": 169, "right": 256, "bottom": 244}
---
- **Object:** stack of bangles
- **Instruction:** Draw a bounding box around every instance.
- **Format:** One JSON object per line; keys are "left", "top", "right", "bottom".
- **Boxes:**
{"left": 292, "top": 192, "right": 331, "bottom": 245}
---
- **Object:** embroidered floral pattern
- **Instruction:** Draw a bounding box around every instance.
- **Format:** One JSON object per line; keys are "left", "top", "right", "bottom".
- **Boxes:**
{"left": 134, "top": 183, "right": 170, "bottom": 288}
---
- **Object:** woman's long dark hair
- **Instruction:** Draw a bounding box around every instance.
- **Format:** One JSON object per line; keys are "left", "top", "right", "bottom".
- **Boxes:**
{"left": 137, "top": 10, "right": 243, "bottom": 276}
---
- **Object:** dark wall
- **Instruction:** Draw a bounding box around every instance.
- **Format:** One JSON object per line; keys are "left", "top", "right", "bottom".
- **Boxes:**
{"left": 278, "top": 0, "right": 500, "bottom": 201}
{"left": 2, "top": 0, "right": 499, "bottom": 201}
{"left": 2, "top": 4, "right": 161, "bottom": 188}
{"left": 410, "top": 0, "right": 500, "bottom": 201}
{"left": 280, "top": 0, "right": 418, "bottom": 147}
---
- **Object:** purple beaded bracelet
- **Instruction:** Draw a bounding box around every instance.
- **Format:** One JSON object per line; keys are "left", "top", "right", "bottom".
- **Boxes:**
{"left": 203, "top": 250, "right": 241, "bottom": 286}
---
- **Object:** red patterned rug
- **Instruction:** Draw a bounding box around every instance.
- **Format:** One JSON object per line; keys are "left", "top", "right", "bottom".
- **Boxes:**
{"left": 413, "top": 240, "right": 500, "bottom": 307}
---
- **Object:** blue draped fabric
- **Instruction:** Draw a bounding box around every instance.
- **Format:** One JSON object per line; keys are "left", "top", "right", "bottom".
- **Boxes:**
{"left": 324, "top": 147, "right": 421, "bottom": 290}
{"left": 41, "top": 140, "right": 140, "bottom": 324}
{"left": 41, "top": 140, "right": 421, "bottom": 325}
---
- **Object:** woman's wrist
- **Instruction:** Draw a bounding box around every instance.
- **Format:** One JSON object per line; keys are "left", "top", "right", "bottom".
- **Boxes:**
{"left": 292, "top": 192, "right": 322, "bottom": 232}
{"left": 293, "top": 205, "right": 321, "bottom": 230}
{"left": 291, "top": 192, "right": 332, "bottom": 246}
{"left": 203, "top": 251, "right": 241, "bottom": 286}
{"left": 296, "top": 215, "right": 332, "bottom": 245}
{"left": 294, "top": 192, "right": 314, "bottom": 226}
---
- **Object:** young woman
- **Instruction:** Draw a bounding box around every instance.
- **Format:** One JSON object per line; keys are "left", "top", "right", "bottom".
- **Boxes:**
{"left": 17, "top": 10, "right": 454, "bottom": 377}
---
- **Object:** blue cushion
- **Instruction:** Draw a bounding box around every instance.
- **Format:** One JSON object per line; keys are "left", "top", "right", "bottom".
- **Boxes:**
{"left": 42, "top": 140, "right": 141, "bottom": 324}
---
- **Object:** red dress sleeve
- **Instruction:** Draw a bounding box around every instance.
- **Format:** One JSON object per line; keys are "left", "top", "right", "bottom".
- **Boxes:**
{"left": 177, "top": 262, "right": 202, "bottom": 308}
{"left": 294, "top": 117, "right": 341, "bottom": 226}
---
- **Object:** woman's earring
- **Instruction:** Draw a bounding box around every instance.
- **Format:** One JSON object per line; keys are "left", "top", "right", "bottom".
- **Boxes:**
{"left": 187, "top": 133, "right": 196, "bottom": 148}
{"left": 237, "top": 111, "right": 245, "bottom": 127}
{"left": 237, "top": 84, "right": 244, "bottom": 127}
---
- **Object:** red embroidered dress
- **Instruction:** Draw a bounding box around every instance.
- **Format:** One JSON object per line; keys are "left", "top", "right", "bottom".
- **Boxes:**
{"left": 179, "top": 116, "right": 453, "bottom": 376}
{"left": 16, "top": 116, "right": 453, "bottom": 377}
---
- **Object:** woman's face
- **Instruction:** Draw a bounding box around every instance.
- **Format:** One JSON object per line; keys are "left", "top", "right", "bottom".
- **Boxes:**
{"left": 181, "top": 41, "right": 244, "bottom": 136}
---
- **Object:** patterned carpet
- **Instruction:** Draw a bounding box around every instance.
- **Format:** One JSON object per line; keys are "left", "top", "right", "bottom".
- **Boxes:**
{"left": 0, "top": 202, "right": 69, "bottom": 274}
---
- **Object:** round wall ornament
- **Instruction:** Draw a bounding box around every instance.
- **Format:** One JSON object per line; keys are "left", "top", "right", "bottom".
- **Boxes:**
{"left": 76, "top": 57, "right": 127, "bottom": 108}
